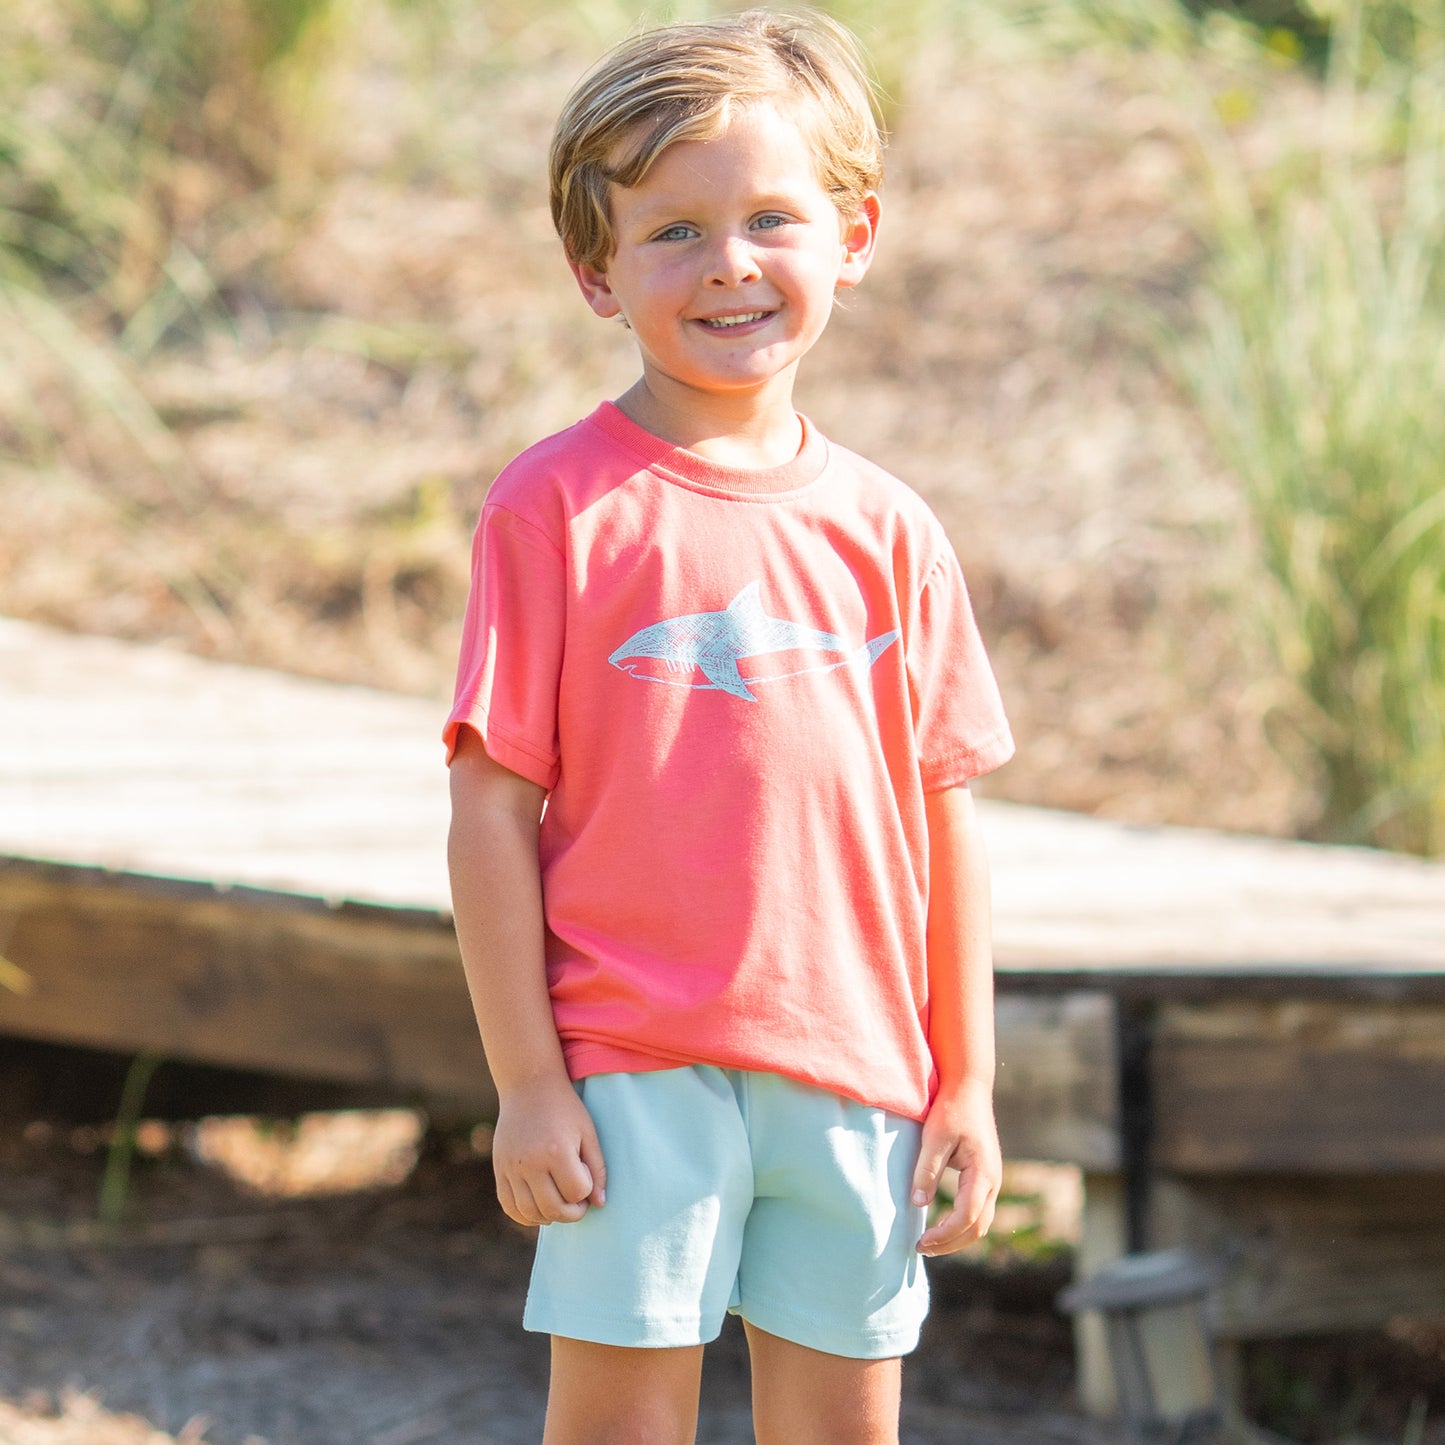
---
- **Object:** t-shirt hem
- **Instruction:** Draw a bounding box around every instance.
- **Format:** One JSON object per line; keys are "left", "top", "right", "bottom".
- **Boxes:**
{"left": 562, "top": 1039, "right": 931, "bottom": 1123}
{"left": 919, "top": 726, "right": 1016, "bottom": 793}
{"left": 443, "top": 712, "right": 559, "bottom": 789}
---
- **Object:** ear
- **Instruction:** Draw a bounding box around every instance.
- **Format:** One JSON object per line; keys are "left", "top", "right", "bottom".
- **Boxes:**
{"left": 836, "top": 191, "right": 881, "bottom": 291}
{"left": 569, "top": 258, "right": 623, "bottom": 320}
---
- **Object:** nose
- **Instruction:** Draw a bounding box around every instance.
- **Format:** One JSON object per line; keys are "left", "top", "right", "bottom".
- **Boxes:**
{"left": 706, "top": 233, "right": 761, "bottom": 287}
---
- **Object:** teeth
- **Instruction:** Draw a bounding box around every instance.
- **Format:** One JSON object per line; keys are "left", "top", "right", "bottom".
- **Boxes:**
{"left": 704, "top": 312, "right": 767, "bottom": 327}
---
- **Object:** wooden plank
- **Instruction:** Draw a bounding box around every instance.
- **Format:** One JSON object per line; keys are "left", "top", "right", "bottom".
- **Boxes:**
{"left": 0, "top": 1035, "right": 411, "bottom": 1122}
{"left": 996, "top": 965, "right": 1445, "bottom": 1003}
{"left": 0, "top": 859, "right": 1130, "bottom": 1159}
{"left": 5, "top": 618, "right": 1445, "bottom": 977}
{"left": 0, "top": 618, "right": 450, "bottom": 909}
{"left": 994, "top": 993, "right": 1119, "bottom": 1170}
{"left": 981, "top": 801, "right": 1445, "bottom": 972}
{"left": 1153, "top": 1001, "right": 1445, "bottom": 1172}
{"left": 0, "top": 862, "right": 494, "bottom": 1114}
{"left": 1150, "top": 1174, "right": 1445, "bottom": 1337}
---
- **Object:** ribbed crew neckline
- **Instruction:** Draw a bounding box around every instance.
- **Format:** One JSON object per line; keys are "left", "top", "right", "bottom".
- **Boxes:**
{"left": 588, "top": 400, "right": 828, "bottom": 500}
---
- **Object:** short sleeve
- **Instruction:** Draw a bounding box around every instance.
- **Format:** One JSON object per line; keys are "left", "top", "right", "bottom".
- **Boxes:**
{"left": 443, "top": 502, "right": 565, "bottom": 789}
{"left": 906, "top": 549, "right": 1015, "bottom": 792}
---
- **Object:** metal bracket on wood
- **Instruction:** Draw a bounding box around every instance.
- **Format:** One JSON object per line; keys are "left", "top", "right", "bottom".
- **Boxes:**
{"left": 1117, "top": 998, "right": 1157, "bottom": 1253}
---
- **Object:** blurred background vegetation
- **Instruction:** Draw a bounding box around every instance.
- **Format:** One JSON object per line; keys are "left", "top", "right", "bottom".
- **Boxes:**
{"left": 1, "top": 0, "right": 1442, "bottom": 855}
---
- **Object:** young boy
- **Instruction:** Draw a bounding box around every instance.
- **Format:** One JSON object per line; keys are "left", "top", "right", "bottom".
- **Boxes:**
{"left": 445, "top": 10, "right": 1014, "bottom": 1443}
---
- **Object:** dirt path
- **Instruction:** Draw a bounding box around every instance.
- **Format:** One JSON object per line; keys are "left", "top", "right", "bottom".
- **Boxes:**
{"left": 0, "top": 1122, "right": 1107, "bottom": 1445}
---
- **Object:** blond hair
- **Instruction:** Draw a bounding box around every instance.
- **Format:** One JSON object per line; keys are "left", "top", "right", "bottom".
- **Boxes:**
{"left": 549, "top": 9, "right": 884, "bottom": 271}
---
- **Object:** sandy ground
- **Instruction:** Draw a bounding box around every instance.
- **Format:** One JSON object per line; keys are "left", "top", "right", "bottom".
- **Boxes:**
{"left": 0, "top": 1118, "right": 1107, "bottom": 1445}
{"left": 3, "top": 1114, "right": 1441, "bottom": 1445}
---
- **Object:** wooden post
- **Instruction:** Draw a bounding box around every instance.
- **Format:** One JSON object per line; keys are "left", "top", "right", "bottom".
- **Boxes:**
{"left": 1074, "top": 1171, "right": 1128, "bottom": 1418}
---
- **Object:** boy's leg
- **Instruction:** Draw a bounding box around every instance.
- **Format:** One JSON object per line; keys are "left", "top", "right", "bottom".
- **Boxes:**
{"left": 744, "top": 1322, "right": 902, "bottom": 1445}
{"left": 543, "top": 1338, "right": 704, "bottom": 1445}
{"left": 726, "top": 1074, "right": 924, "bottom": 1445}
{"left": 530, "top": 1069, "right": 753, "bottom": 1443}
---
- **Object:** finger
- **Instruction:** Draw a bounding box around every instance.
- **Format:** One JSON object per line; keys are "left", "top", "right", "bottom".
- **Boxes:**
{"left": 910, "top": 1130, "right": 954, "bottom": 1208}
{"left": 503, "top": 1173, "right": 545, "bottom": 1228}
{"left": 960, "top": 1158, "right": 1001, "bottom": 1236}
{"left": 974, "top": 1190, "right": 997, "bottom": 1240}
{"left": 917, "top": 1196, "right": 979, "bottom": 1255}
{"left": 918, "top": 1170, "right": 996, "bottom": 1254}
{"left": 550, "top": 1146, "right": 596, "bottom": 1209}
{"left": 494, "top": 1170, "right": 528, "bottom": 1227}
{"left": 528, "top": 1169, "right": 589, "bottom": 1225}
{"left": 577, "top": 1119, "right": 607, "bottom": 1208}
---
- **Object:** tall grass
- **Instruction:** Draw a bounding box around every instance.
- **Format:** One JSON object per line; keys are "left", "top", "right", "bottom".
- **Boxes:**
{"left": 788, "top": 0, "right": 1445, "bottom": 855}
{"left": 0, "top": 0, "right": 344, "bottom": 493}
{"left": 1181, "top": 1, "right": 1445, "bottom": 854}
{"left": 0, "top": 0, "right": 358, "bottom": 647}
{"left": 0, "top": 0, "right": 342, "bottom": 341}
{"left": 779, "top": 0, "right": 1445, "bottom": 855}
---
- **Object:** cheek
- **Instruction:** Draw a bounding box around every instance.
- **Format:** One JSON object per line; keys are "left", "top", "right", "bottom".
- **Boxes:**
{"left": 783, "top": 249, "right": 846, "bottom": 306}
{"left": 623, "top": 259, "right": 691, "bottom": 307}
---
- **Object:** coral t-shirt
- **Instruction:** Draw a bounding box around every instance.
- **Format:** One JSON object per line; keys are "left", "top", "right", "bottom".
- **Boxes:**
{"left": 445, "top": 402, "right": 1013, "bottom": 1121}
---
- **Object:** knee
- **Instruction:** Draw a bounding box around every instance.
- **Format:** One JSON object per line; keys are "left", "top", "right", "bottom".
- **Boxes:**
{"left": 545, "top": 1401, "right": 695, "bottom": 1445}
{"left": 542, "top": 1339, "right": 702, "bottom": 1445}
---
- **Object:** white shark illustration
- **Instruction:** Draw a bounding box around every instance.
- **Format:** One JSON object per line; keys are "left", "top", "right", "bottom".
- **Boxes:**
{"left": 608, "top": 581, "right": 899, "bottom": 702}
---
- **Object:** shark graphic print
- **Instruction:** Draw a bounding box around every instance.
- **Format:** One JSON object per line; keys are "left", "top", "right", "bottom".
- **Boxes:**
{"left": 607, "top": 580, "right": 900, "bottom": 702}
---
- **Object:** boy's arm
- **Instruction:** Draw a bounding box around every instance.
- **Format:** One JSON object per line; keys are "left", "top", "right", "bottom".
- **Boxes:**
{"left": 912, "top": 781, "right": 1003, "bottom": 1256}
{"left": 447, "top": 726, "right": 606, "bottom": 1225}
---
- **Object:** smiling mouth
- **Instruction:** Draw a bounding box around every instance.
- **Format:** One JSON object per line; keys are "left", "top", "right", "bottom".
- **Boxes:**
{"left": 698, "top": 311, "right": 771, "bottom": 329}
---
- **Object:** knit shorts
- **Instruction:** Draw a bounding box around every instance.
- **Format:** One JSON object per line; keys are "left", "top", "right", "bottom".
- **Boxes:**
{"left": 522, "top": 1065, "right": 929, "bottom": 1359}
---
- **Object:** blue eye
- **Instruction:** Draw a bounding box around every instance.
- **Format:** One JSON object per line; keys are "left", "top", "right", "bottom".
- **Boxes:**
{"left": 655, "top": 224, "right": 695, "bottom": 242}
{"left": 754, "top": 214, "right": 787, "bottom": 230}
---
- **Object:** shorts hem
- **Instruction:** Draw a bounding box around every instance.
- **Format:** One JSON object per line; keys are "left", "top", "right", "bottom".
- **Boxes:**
{"left": 732, "top": 1295, "right": 925, "bottom": 1361}
{"left": 523, "top": 1298, "right": 721, "bottom": 1350}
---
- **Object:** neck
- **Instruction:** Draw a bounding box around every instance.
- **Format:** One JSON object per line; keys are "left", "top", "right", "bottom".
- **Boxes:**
{"left": 615, "top": 374, "right": 803, "bottom": 471}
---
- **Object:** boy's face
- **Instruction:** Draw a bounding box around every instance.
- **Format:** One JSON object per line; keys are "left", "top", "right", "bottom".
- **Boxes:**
{"left": 569, "top": 101, "right": 879, "bottom": 415}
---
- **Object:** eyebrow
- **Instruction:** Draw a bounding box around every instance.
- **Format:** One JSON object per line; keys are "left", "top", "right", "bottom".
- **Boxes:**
{"left": 621, "top": 201, "right": 698, "bottom": 227}
{"left": 621, "top": 191, "right": 807, "bottom": 228}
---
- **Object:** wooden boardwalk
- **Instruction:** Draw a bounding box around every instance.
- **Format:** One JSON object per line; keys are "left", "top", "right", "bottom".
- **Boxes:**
{"left": 5, "top": 616, "right": 1441, "bottom": 967}
{"left": 0, "top": 617, "right": 450, "bottom": 908}
{"left": 3, "top": 616, "right": 1445, "bottom": 1405}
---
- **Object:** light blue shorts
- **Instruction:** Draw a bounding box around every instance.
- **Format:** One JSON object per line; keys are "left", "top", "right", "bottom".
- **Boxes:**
{"left": 522, "top": 1066, "right": 929, "bottom": 1359}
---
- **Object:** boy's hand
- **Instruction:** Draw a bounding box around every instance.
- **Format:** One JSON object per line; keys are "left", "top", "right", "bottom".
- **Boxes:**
{"left": 911, "top": 1078, "right": 1002, "bottom": 1256}
{"left": 491, "top": 1073, "right": 607, "bottom": 1227}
